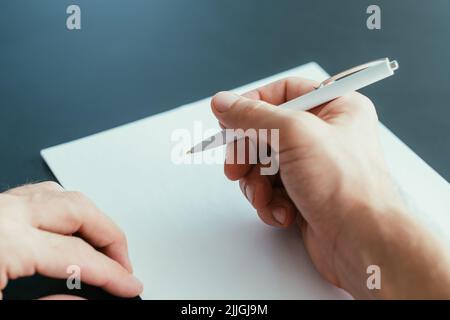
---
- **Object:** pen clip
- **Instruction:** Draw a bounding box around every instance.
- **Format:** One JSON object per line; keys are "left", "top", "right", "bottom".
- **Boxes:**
{"left": 317, "top": 58, "right": 399, "bottom": 89}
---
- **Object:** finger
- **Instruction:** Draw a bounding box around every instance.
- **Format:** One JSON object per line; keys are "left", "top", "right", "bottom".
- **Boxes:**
{"left": 36, "top": 231, "right": 143, "bottom": 298}
{"left": 256, "top": 188, "right": 297, "bottom": 228}
{"left": 211, "top": 92, "right": 322, "bottom": 153}
{"left": 27, "top": 190, "right": 133, "bottom": 273}
{"left": 242, "top": 77, "right": 319, "bottom": 105}
{"left": 4, "top": 181, "right": 64, "bottom": 196}
{"left": 242, "top": 77, "right": 330, "bottom": 118}
{"left": 212, "top": 91, "right": 294, "bottom": 131}
{"left": 224, "top": 138, "right": 255, "bottom": 181}
{"left": 239, "top": 164, "right": 273, "bottom": 210}
{"left": 4, "top": 182, "right": 134, "bottom": 274}
{"left": 315, "top": 92, "right": 377, "bottom": 124}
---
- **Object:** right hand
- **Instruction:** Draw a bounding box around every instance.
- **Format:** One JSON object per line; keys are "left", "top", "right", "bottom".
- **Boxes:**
{"left": 211, "top": 77, "right": 450, "bottom": 299}
{"left": 0, "top": 182, "right": 143, "bottom": 300}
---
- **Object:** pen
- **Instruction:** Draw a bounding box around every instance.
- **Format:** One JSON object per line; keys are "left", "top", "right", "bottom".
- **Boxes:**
{"left": 187, "top": 57, "right": 399, "bottom": 154}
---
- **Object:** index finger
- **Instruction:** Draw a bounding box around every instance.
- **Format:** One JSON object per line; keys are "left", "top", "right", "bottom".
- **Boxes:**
{"left": 11, "top": 183, "right": 133, "bottom": 273}
{"left": 242, "top": 77, "right": 319, "bottom": 106}
{"left": 36, "top": 231, "right": 143, "bottom": 298}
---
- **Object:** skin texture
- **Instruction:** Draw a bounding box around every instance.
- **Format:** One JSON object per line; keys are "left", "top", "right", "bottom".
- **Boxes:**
{"left": 0, "top": 182, "right": 143, "bottom": 300}
{"left": 211, "top": 77, "right": 450, "bottom": 299}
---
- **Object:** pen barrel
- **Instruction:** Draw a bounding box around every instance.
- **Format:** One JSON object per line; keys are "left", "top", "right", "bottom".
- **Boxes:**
{"left": 280, "top": 58, "right": 395, "bottom": 111}
{"left": 191, "top": 58, "right": 397, "bottom": 153}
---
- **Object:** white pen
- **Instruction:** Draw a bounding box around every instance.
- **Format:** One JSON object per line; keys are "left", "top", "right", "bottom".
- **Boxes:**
{"left": 187, "top": 57, "right": 399, "bottom": 154}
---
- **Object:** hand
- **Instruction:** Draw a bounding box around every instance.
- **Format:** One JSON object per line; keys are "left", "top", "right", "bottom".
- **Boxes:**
{"left": 0, "top": 181, "right": 143, "bottom": 300}
{"left": 211, "top": 77, "right": 450, "bottom": 299}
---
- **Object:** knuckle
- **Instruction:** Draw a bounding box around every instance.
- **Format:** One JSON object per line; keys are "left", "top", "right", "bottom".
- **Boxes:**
{"left": 353, "top": 94, "right": 378, "bottom": 121}
{"left": 352, "top": 92, "right": 375, "bottom": 109}
{"left": 237, "top": 99, "right": 266, "bottom": 120}
{"left": 38, "top": 181, "right": 64, "bottom": 192}
{"left": 231, "top": 96, "right": 249, "bottom": 111}
{"left": 63, "top": 191, "right": 92, "bottom": 220}
{"left": 25, "top": 191, "right": 57, "bottom": 221}
{"left": 72, "top": 236, "right": 88, "bottom": 253}
{"left": 64, "top": 191, "right": 107, "bottom": 228}
{"left": 66, "top": 191, "right": 88, "bottom": 204}
{"left": 335, "top": 92, "right": 378, "bottom": 123}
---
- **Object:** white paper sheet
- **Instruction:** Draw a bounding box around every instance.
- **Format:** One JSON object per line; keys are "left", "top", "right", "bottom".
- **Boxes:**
{"left": 41, "top": 62, "right": 450, "bottom": 299}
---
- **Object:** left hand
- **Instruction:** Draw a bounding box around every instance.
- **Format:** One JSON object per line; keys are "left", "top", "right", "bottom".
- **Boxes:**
{"left": 0, "top": 181, "right": 143, "bottom": 300}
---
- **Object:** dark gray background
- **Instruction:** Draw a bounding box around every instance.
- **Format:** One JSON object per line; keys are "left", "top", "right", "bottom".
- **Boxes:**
{"left": 1, "top": 0, "right": 449, "bottom": 299}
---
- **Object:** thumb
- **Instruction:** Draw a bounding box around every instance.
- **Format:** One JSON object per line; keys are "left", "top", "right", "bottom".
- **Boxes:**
{"left": 211, "top": 91, "right": 318, "bottom": 151}
{"left": 211, "top": 91, "right": 293, "bottom": 132}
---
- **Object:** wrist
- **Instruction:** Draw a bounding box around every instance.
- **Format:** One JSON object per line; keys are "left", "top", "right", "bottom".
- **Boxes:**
{"left": 333, "top": 197, "right": 450, "bottom": 299}
{"left": 332, "top": 201, "right": 404, "bottom": 298}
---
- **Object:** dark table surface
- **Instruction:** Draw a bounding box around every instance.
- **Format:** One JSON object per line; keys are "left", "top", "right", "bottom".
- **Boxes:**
{"left": 1, "top": 0, "right": 449, "bottom": 299}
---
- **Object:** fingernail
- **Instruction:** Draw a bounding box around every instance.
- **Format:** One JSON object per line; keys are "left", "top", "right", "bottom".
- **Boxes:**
{"left": 245, "top": 184, "right": 254, "bottom": 205}
{"left": 239, "top": 180, "right": 245, "bottom": 194}
{"left": 273, "top": 207, "right": 286, "bottom": 226}
{"left": 213, "top": 92, "right": 239, "bottom": 112}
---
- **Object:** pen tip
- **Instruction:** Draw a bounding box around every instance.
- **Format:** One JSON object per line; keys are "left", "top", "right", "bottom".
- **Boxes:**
{"left": 186, "top": 149, "right": 192, "bottom": 154}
